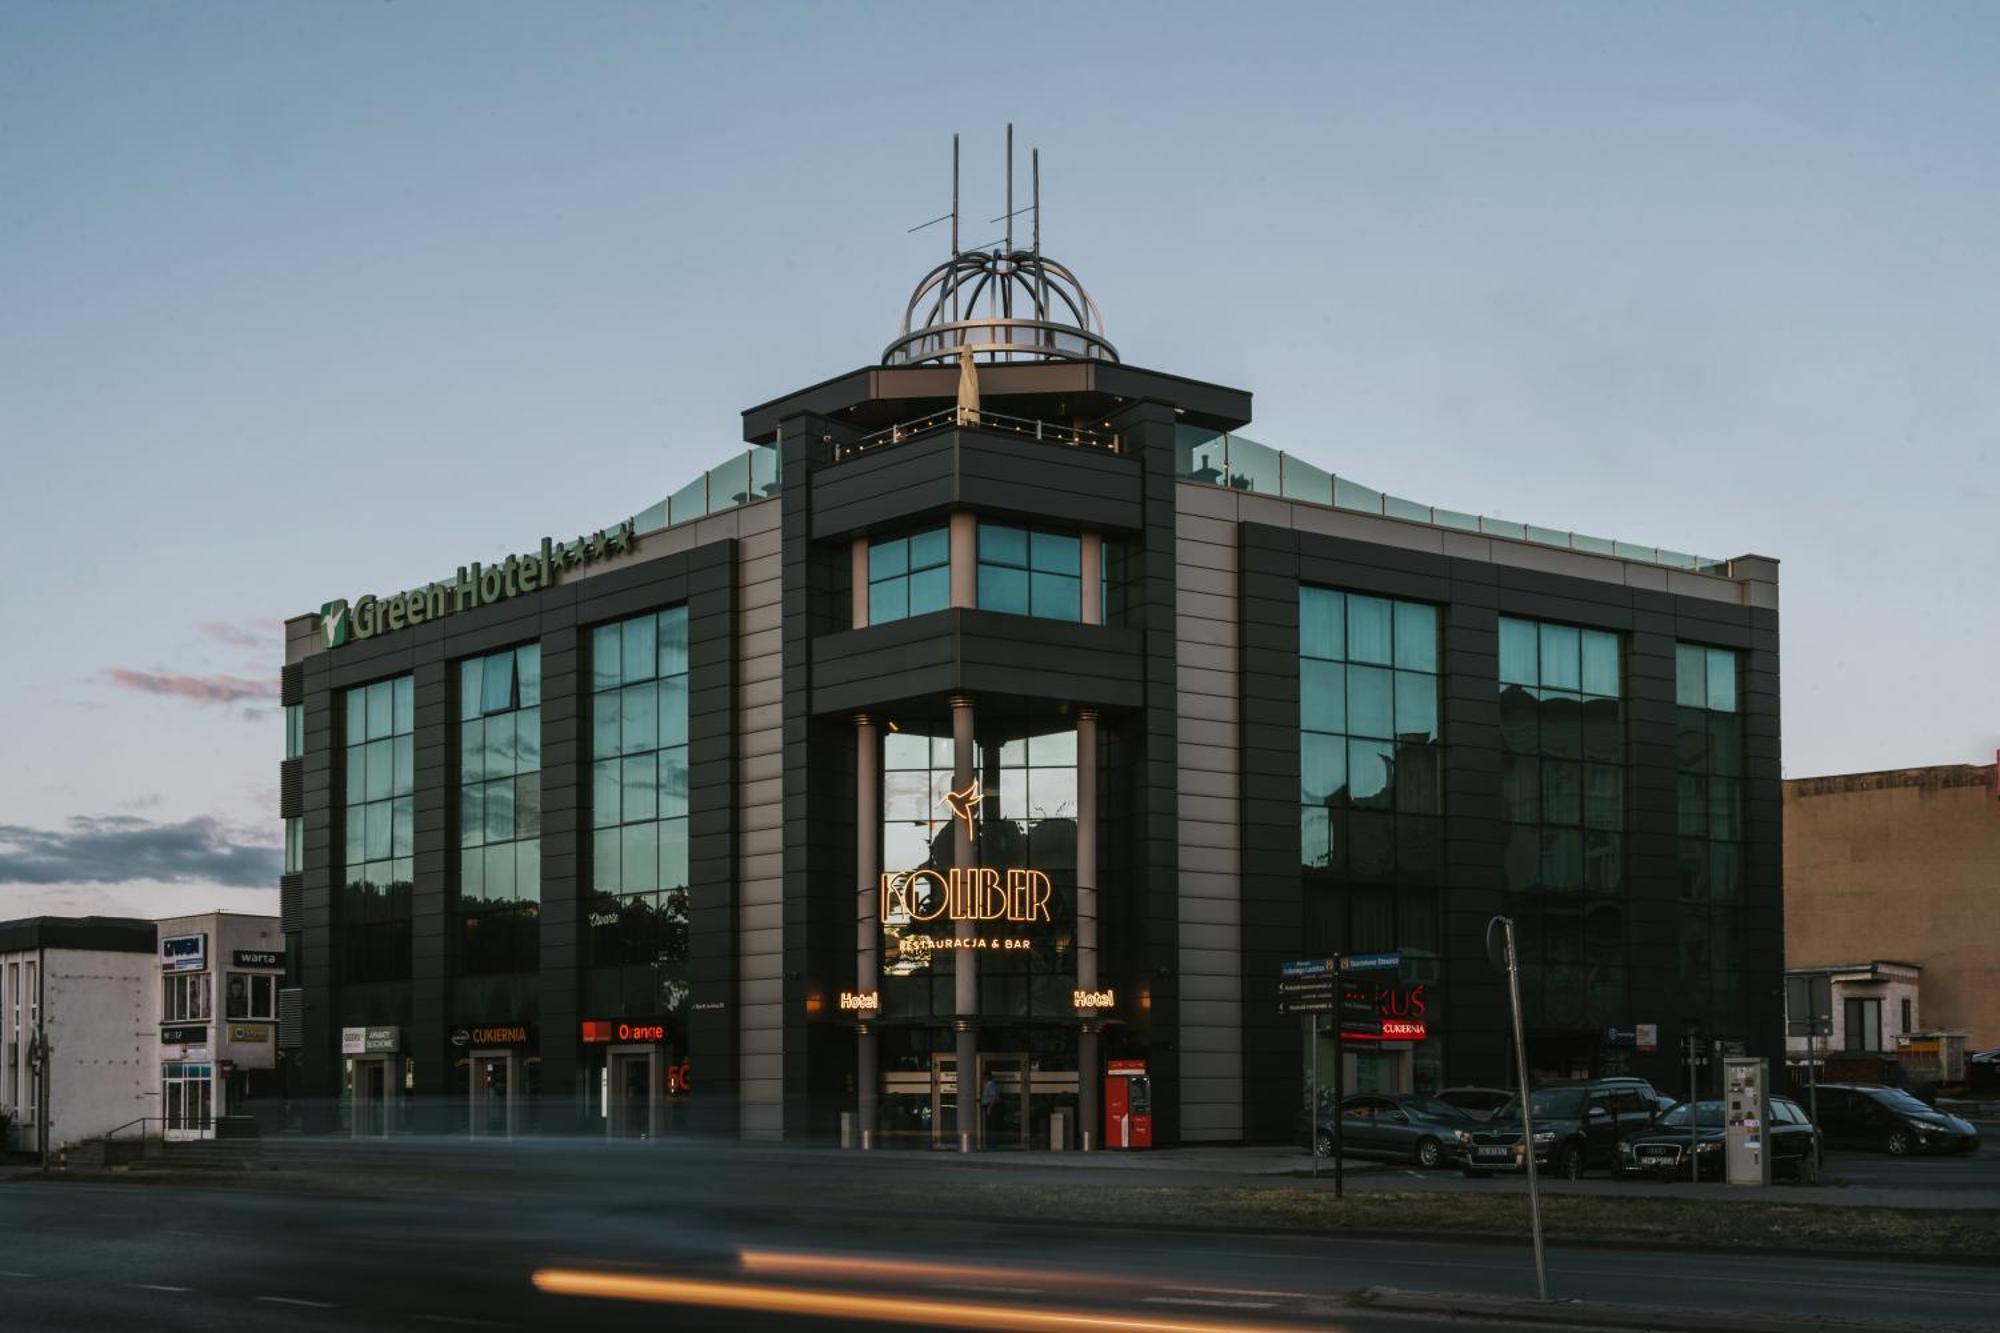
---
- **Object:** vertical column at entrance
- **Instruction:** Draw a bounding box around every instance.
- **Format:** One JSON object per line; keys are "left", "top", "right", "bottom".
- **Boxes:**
{"left": 1075, "top": 707, "right": 1100, "bottom": 1149}
{"left": 949, "top": 514, "right": 976, "bottom": 610}
{"left": 854, "top": 713, "right": 879, "bottom": 1148}
{"left": 951, "top": 693, "right": 978, "bottom": 1151}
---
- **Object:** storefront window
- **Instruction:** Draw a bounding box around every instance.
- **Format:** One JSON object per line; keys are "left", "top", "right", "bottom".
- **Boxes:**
{"left": 877, "top": 722, "right": 1078, "bottom": 1022}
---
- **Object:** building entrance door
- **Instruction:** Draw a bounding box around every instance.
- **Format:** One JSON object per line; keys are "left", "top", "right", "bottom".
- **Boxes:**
{"left": 469, "top": 1052, "right": 515, "bottom": 1138}
{"left": 607, "top": 1047, "right": 657, "bottom": 1139}
{"left": 349, "top": 1056, "right": 392, "bottom": 1137}
{"left": 162, "top": 1062, "right": 214, "bottom": 1141}
{"left": 976, "top": 1055, "right": 1028, "bottom": 1149}
{"left": 929, "top": 1054, "right": 960, "bottom": 1149}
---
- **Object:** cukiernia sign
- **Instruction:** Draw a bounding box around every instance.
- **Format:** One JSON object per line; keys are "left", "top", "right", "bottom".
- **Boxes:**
{"left": 318, "top": 521, "right": 636, "bottom": 649}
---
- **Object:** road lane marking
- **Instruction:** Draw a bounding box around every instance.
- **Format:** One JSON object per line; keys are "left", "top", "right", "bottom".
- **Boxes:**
{"left": 128, "top": 1284, "right": 192, "bottom": 1292}
{"left": 944, "top": 1284, "right": 1045, "bottom": 1296}
{"left": 257, "top": 1296, "right": 337, "bottom": 1308}
{"left": 1168, "top": 1286, "right": 1311, "bottom": 1299}
{"left": 1143, "top": 1296, "right": 1277, "bottom": 1310}
{"left": 0, "top": 1272, "right": 37, "bottom": 1279}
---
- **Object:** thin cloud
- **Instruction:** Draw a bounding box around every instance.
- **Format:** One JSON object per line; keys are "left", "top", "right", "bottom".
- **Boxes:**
{"left": 0, "top": 814, "right": 281, "bottom": 887}
{"left": 102, "top": 667, "right": 278, "bottom": 706}
{"left": 199, "top": 619, "right": 282, "bottom": 649}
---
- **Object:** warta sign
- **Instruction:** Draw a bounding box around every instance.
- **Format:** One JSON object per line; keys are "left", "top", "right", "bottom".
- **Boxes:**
{"left": 318, "top": 520, "right": 636, "bottom": 649}
{"left": 881, "top": 867, "right": 1054, "bottom": 924}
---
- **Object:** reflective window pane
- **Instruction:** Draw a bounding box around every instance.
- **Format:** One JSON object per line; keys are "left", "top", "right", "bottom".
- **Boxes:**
{"left": 1301, "top": 587, "right": 1344, "bottom": 661}
{"left": 1030, "top": 531, "right": 1080, "bottom": 575}
{"left": 1030, "top": 571, "right": 1080, "bottom": 621}
{"left": 869, "top": 536, "right": 910, "bottom": 580}
{"left": 1499, "top": 618, "right": 1538, "bottom": 686}
{"left": 1580, "top": 630, "right": 1620, "bottom": 697}
{"left": 623, "top": 616, "right": 657, "bottom": 684}
{"left": 1347, "top": 596, "right": 1392, "bottom": 665}
{"left": 591, "top": 624, "right": 623, "bottom": 691}
{"left": 1346, "top": 666, "right": 1393, "bottom": 739}
{"left": 1393, "top": 602, "right": 1436, "bottom": 672}
{"left": 1706, "top": 650, "right": 1737, "bottom": 713}
{"left": 978, "top": 565, "right": 1029, "bottom": 615}
{"left": 1538, "top": 624, "right": 1581, "bottom": 690}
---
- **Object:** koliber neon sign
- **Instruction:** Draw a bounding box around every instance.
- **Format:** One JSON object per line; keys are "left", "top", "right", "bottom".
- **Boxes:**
{"left": 881, "top": 868, "right": 1053, "bottom": 924}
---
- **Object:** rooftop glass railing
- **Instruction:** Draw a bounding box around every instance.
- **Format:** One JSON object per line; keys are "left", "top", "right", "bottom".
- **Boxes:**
{"left": 1174, "top": 426, "right": 1728, "bottom": 574}
{"left": 632, "top": 443, "right": 781, "bottom": 537}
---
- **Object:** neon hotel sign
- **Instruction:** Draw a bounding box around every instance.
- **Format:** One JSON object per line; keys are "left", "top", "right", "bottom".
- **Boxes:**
{"left": 881, "top": 867, "right": 1053, "bottom": 924}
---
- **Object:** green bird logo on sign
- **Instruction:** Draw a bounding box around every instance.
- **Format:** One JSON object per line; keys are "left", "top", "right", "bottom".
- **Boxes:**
{"left": 320, "top": 600, "right": 351, "bottom": 648}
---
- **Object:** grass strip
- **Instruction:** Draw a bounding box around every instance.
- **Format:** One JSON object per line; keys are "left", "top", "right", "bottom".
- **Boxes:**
{"left": 872, "top": 1180, "right": 2000, "bottom": 1258}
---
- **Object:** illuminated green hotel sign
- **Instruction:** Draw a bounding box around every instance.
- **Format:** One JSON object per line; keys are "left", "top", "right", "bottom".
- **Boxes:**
{"left": 318, "top": 521, "right": 635, "bottom": 650}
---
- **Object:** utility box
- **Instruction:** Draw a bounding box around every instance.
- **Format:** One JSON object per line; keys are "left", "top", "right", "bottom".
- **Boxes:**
{"left": 1050, "top": 1109, "right": 1070, "bottom": 1151}
{"left": 1723, "top": 1056, "right": 1771, "bottom": 1186}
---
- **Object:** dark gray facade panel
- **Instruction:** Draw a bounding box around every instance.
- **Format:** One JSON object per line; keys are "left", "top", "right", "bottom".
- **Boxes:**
{"left": 287, "top": 538, "right": 739, "bottom": 1131}
{"left": 1236, "top": 519, "right": 1783, "bottom": 1140}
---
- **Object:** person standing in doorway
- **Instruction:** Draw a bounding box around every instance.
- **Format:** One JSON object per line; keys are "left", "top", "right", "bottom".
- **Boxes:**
{"left": 981, "top": 1074, "right": 1003, "bottom": 1147}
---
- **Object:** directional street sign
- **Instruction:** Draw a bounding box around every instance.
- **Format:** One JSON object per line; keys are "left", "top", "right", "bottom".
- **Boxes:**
{"left": 1342, "top": 952, "right": 1402, "bottom": 973}
{"left": 1278, "top": 958, "right": 1338, "bottom": 1016}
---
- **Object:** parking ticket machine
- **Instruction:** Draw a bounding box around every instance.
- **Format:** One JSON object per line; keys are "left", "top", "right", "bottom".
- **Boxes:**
{"left": 1104, "top": 1059, "right": 1152, "bottom": 1149}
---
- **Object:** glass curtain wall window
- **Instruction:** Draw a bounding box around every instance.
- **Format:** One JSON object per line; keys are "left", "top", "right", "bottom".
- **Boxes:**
{"left": 459, "top": 645, "right": 542, "bottom": 976}
{"left": 284, "top": 817, "right": 303, "bottom": 874}
{"left": 1298, "top": 588, "right": 1442, "bottom": 962}
{"left": 977, "top": 524, "right": 1081, "bottom": 621}
{"left": 1498, "top": 619, "right": 1625, "bottom": 1033}
{"left": 1675, "top": 644, "right": 1745, "bottom": 1029}
{"left": 869, "top": 527, "right": 949, "bottom": 624}
{"left": 285, "top": 705, "right": 304, "bottom": 759}
{"left": 341, "top": 676, "right": 414, "bottom": 985}
{"left": 588, "top": 607, "right": 691, "bottom": 1017}
{"left": 877, "top": 726, "right": 1079, "bottom": 1021}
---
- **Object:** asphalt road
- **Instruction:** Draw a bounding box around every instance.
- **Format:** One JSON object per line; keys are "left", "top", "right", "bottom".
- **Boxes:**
{"left": 2, "top": 1153, "right": 1996, "bottom": 1332}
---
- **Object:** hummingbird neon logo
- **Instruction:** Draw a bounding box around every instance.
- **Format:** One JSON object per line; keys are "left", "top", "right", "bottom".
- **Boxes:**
{"left": 319, "top": 600, "right": 351, "bottom": 648}
{"left": 937, "top": 780, "right": 982, "bottom": 837}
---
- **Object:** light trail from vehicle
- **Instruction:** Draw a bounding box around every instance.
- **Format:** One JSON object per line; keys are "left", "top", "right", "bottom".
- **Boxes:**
{"left": 530, "top": 1267, "right": 1333, "bottom": 1331}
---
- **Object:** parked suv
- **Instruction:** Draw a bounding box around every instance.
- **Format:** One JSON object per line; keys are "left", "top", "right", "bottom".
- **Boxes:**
{"left": 1459, "top": 1078, "right": 1663, "bottom": 1179}
{"left": 1812, "top": 1084, "right": 1981, "bottom": 1155}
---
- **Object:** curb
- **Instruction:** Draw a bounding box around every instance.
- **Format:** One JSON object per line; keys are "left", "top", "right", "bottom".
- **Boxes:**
{"left": 1356, "top": 1286, "right": 1969, "bottom": 1333}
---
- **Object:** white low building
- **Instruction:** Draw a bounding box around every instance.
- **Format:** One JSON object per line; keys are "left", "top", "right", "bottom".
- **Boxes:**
{"left": 0, "top": 917, "right": 157, "bottom": 1158}
{"left": 154, "top": 911, "right": 285, "bottom": 1139}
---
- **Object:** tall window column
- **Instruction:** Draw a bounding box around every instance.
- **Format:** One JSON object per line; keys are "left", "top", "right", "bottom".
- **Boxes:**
{"left": 1075, "top": 707, "right": 1100, "bottom": 1149}
{"left": 950, "top": 693, "right": 978, "bottom": 1151}
{"left": 854, "top": 712, "right": 879, "bottom": 1147}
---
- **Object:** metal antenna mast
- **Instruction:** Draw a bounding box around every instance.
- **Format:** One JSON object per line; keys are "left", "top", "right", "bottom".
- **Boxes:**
{"left": 1033, "top": 147, "right": 1047, "bottom": 328}
{"left": 885, "top": 129, "right": 1117, "bottom": 367}
{"left": 951, "top": 133, "right": 960, "bottom": 322}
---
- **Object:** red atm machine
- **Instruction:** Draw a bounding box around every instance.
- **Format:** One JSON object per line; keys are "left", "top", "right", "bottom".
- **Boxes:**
{"left": 1104, "top": 1059, "right": 1153, "bottom": 1149}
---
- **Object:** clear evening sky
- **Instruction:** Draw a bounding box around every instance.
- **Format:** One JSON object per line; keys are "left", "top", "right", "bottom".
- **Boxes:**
{"left": 2, "top": 3, "right": 1995, "bottom": 919}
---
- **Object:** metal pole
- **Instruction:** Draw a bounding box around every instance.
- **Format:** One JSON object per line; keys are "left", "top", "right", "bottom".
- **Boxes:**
{"left": 1503, "top": 920, "right": 1549, "bottom": 1302}
{"left": 1808, "top": 1022, "right": 1821, "bottom": 1179}
{"left": 1689, "top": 1036, "right": 1699, "bottom": 1183}
{"left": 1310, "top": 1012, "right": 1319, "bottom": 1180}
{"left": 1333, "top": 969, "right": 1346, "bottom": 1201}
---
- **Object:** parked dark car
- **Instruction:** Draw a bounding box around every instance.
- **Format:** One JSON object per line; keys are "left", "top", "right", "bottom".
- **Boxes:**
{"left": 1459, "top": 1078, "right": 1663, "bottom": 1179}
{"left": 1436, "top": 1086, "right": 1513, "bottom": 1120}
{"left": 1299, "top": 1094, "right": 1479, "bottom": 1168}
{"left": 1617, "top": 1097, "right": 1822, "bottom": 1183}
{"left": 1811, "top": 1083, "right": 1981, "bottom": 1155}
